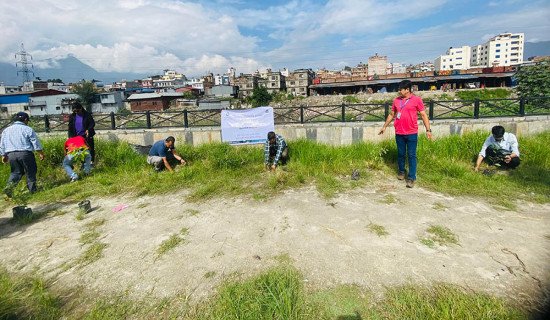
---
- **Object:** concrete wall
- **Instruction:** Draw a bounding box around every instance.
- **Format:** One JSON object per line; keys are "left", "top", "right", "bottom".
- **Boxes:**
{"left": 38, "top": 115, "right": 550, "bottom": 147}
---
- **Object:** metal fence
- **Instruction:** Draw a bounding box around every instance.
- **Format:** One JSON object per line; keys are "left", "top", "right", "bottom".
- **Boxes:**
{"left": 14, "top": 96, "right": 550, "bottom": 133}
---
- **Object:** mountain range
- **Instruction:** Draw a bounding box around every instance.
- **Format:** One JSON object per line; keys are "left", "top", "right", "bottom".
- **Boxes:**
{"left": 1, "top": 41, "right": 549, "bottom": 87}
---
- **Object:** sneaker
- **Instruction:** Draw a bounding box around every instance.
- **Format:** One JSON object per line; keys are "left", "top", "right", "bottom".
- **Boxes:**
{"left": 71, "top": 177, "right": 78, "bottom": 183}
{"left": 406, "top": 179, "right": 414, "bottom": 188}
{"left": 397, "top": 172, "right": 406, "bottom": 180}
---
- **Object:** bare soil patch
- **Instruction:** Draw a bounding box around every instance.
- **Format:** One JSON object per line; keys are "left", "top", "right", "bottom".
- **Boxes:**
{"left": 1, "top": 173, "right": 548, "bottom": 308}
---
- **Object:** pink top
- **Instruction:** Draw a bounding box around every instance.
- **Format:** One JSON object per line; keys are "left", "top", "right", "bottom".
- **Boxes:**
{"left": 392, "top": 95, "right": 425, "bottom": 135}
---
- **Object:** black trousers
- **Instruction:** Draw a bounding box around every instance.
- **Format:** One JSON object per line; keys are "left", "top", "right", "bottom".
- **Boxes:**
{"left": 6, "top": 151, "right": 38, "bottom": 193}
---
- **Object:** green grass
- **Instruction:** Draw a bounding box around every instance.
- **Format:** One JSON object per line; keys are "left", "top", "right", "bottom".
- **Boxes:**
{"left": 367, "top": 223, "right": 390, "bottom": 237}
{"left": 0, "top": 266, "right": 529, "bottom": 319}
{"left": 1, "top": 131, "right": 549, "bottom": 212}
{"left": 157, "top": 228, "right": 189, "bottom": 256}
{"left": 0, "top": 268, "right": 62, "bottom": 320}
{"left": 424, "top": 225, "right": 459, "bottom": 247}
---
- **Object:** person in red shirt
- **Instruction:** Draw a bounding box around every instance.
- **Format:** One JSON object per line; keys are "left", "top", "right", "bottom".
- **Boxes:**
{"left": 62, "top": 136, "right": 91, "bottom": 182}
{"left": 379, "top": 80, "right": 433, "bottom": 188}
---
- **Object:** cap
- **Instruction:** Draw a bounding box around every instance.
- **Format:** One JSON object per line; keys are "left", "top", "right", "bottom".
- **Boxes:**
{"left": 15, "top": 112, "right": 30, "bottom": 121}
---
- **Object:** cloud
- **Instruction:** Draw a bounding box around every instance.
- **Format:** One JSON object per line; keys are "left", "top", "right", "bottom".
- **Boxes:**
{"left": 0, "top": 0, "right": 260, "bottom": 76}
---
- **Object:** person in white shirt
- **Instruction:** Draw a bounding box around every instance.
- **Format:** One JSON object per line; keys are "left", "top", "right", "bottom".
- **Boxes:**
{"left": 474, "top": 126, "right": 520, "bottom": 171}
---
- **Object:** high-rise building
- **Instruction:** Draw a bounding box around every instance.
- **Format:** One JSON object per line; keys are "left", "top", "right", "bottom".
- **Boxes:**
{"left": 471, "top": 32, "right": 524, "bottom": 67}
{"left": 434, "top": 46, "right": 471, "bottom": 71}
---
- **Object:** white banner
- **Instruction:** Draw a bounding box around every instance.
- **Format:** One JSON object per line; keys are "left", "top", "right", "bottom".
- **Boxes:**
{"left": 221, "top": 107, "right": 274, "bottom": 145}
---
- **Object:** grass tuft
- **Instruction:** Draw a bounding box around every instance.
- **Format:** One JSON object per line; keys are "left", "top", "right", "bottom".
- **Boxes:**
{"left": 368, "top": 223, "right": 390, "bottom": 237}
{"left": 425, "top": 225, "right": 459, "bottom": 247}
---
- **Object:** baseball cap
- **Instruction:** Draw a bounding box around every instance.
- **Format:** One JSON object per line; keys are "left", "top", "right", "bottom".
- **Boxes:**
{"left": 15, "top": 112, "right": 30, "bottom": 121}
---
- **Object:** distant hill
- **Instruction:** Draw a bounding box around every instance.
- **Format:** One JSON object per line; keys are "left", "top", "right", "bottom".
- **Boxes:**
{"left": 524, "top": 41, "right": 550, "bottom": 59}
{"left": 0, "top": 55, "right": 150, "bottom": 86}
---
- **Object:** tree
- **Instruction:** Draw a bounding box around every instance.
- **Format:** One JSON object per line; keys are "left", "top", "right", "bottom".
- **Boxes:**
{"left": 514, "top": 60, "right": 550, "bottom": 97}
{"left": 251, "top": 86, "right": 272, "bottom": 107}
{"left": 70, "top": 81, "right": 98, "bottom": 112}
{"left": 344, "top": 66, "right": 351, "bottom": 71}
{"left": 47, "top": 78, "right": 63, "bottom": 83}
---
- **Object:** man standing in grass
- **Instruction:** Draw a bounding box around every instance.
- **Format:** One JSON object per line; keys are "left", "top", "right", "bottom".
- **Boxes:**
{"left": 147, "top": 136, "right": 186, "bottom": 173}
{"left": 0, "top": 112, "right": 45, "bottom": 194}
{"left": 474, "top": 125, "right": 520, "bottom": 171}
{"left": 265, "top": 131, "right": 289, "bottom": 171}
{"left": 379, "top": 80, "right": 433, "bottom": 188}
{"left": 62, "top": 136, "right": 91, "bottom": 182}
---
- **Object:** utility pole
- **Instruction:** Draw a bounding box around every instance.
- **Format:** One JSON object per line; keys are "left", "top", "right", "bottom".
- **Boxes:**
{"left": 15, "top": 43, "right": 34, "bottom": 85}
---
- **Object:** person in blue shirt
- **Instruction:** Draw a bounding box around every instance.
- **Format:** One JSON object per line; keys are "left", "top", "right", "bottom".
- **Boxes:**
{"left": 474, "top": 126, "right": 520, "bottom": 171}
{"left": 264, "top": 131, "right": 289, "bottom": 171}
{"left": 147, "top": 136, "right": 186, "bottom": 172}
{"left": 0, "top": 112, "right": 45, "bottom": 194}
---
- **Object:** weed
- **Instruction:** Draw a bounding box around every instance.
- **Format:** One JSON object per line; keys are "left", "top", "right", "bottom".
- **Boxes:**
{"left": 273, "top": 253, "right": 295, "bottom": 264}
{"left": 157, "top": 234, "right": 185, "bottom": 256}
{"left": 491, "top": 199, "right": 517, "bottom": 211}
{"left": 425, "top": 225, "right": 459, "bottom": 246}
{"left": 379, "top": 194, "right": 397, "bottom": 205}
{"left": 137, "top": 203, "right": 148, "bottom": 209}
{"left": 75, "top": 243, "right": 108, "bottom": 268}
{"left": 186, "top": 208, "right": 200, "bottom": 216}
{"left": 368, "top": 223, "right": 389, "bottom": 237}
{"left": 79, "top": 230, "right": 100, "bottom": 245}
{"left": 421, "top": 238, "right": 436, "bottom": 248}
{"left": 432, "top": 202, "right": 448, "bottom": 211}
{"left": 204, "top": 271, "right": 216, "bottom": 279}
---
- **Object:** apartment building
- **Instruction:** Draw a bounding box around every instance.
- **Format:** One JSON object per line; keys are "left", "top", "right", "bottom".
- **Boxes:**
{"left": 434, "top": 46, "right": 471, "bottom": 71}
{"left": 351, "top": 63, "right": 368, "bottom": 79}
{"left": 471, "top": 32, "right": 524, "bottom": 67}
{"left": 234, "top": 74, "right": 258, "bottom": 98}
{"left": 258, "top": 71, "right": 286, "bottom": 94}
{"left": 368, "top": 54, "right": 387, "bottom": 76}
{"left": 285, "top": 69, "right": 314, "bottom": 96}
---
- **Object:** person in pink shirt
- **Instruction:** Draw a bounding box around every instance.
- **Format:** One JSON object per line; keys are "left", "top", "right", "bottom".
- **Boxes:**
{"left": 379, "top": 80, "right": 433, "bottom": 188}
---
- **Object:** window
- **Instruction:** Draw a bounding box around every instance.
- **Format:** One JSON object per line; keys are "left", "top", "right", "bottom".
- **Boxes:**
{"left": 496, "top": 44, "right": 501, "bottom": 47}
{"left": 456, "top": 57, "right": 462, "bottom": 60}
{"left": 495, "top": 55, "right": 500, "bottom": 58}
{"left": 443, "top": 59, "right": 446, "bottom": 62}
{"left": 496, "top": 49, "right": 500, "bottom": 52}
{"left": 56, "top": 106, "right": 60, "bottom": 110}
{"left": 152, "top": 101, "right": 157, "bottom": 105}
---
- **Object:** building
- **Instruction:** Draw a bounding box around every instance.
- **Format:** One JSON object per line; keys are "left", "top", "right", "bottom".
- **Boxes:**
{"left": 258, "top": 70, "right": 286, "bottom": 94}
{"left": 387, "top": 63, "right": 407, "bottom": 74}
{"left": 234, "top": 74, "right": 258, "bottom": 98}
{"left": 285, "top": 69, "right": 314, "bottom": 96}
{"left": 435, "top": 46, "right": 471, "bottom": 71}
{"left": 91, "top": 92, "right": 125, "bottom": 113}
{"left": 208, "top": 85, "right": 238, "bottom": 98}
{"left": 368, "top": 54, "right": 387, "bottom": 76}
{"left": 351, "top": 63, "right": 368, "bottom": 79}
{"left": 471, "top": 32, "right": 524, "bottom": 67}
{"left": 0, "top": 89, "right": 68, "bottom": 116}
{"left": 28, "top": 93, "right": 79, "bottom": 116}
{"left": 127, "top": 92, "right": 183, "bottom": 111}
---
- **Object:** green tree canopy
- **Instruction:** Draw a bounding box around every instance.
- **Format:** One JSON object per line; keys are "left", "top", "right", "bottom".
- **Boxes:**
{"left": 251, "top": 86, "right": 272, "bottom": 107}
{"left": 70, "top": 81, "right": 98, "bottom": 112}
{"left": 514, "top": 60, "right": 550, "bottom": 97}
{"left": 47, "top": 78, "right": 63, "bottom": 83}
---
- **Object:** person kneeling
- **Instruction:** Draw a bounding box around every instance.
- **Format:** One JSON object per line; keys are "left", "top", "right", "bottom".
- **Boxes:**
{"left": 63, "top": 136, "right": 91, "bottom": 182}
{"left": 147, "top": 136, "right": 186, "bottom": 173}
{"left": 474, "top": 125, "right": 520, "bottom": 172}
{"left": 264, "top": 131, "right": 289, "bottom": 171}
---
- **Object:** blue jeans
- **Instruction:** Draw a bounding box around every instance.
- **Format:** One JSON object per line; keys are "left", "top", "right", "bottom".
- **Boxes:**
{"left": 62, "top": 152, "right": 91, "bottom": 179}
{"left": 395, "top": 133, "right": 418, "bottom": 181}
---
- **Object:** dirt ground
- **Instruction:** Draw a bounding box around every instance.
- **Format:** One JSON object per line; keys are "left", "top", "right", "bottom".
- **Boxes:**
{"left": 1, "top": 172, "right": 549, "bottom": 310}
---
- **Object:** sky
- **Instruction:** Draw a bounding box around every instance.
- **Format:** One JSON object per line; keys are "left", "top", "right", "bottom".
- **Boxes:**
{"left": 1, "top": 0, "right": 549, "bottom": 78}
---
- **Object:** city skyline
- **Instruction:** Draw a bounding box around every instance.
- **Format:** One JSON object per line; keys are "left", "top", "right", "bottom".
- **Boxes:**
{"left": 1, "top": 0, "right": 549, "bottom": 79}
